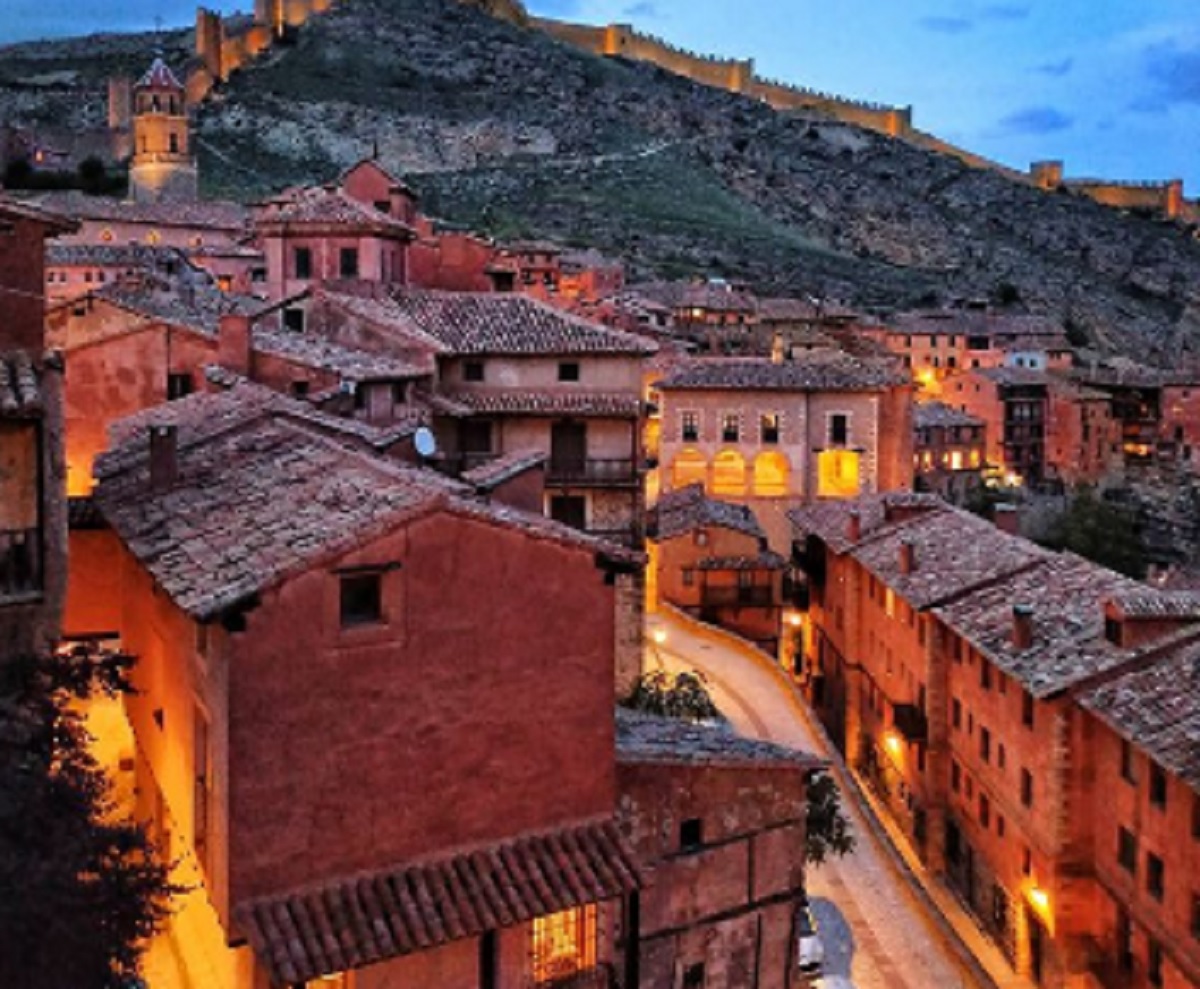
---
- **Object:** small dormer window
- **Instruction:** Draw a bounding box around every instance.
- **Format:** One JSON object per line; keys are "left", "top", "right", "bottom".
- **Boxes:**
{"left": 1104, "top": 617, "right": 1122, "bottom": 646}
{"left": 464, "top": 361, "right": 485, "bottom": 383}
{"left": 340, "top": 573, "right": 383, "bottom": 628}
{"left": 558, "top": 362, "right": 580, "bottom": 383}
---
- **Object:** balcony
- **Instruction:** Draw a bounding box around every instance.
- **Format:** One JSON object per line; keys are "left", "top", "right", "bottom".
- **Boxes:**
{"left": 701, "top": 586, "right": 776, "bottom": 609}
{"left": 0, "top": 527, "right": 42, "bottom": 602}
{"left": 546, "top": 458, "right": 638, "bottom": 487}
{"left": 533, "top": 964, "right": 615, "bottom": 989}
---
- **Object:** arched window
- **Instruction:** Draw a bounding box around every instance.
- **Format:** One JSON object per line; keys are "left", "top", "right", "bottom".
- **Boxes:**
{"left": 817, "top": 450, "right": 861, "bottom": 499}
{"left": 711, "top": 450, "right": 747, "bottom": 497}
{"left": 670, "top": 449, "right": 707, "bottom": 490}
{"left": 753, "top": 452, "right": 790, "bottom": 497}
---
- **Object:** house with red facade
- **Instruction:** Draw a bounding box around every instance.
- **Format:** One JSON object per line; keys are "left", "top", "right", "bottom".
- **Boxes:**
{"left": 789, "top": 492, "right": 1200, "bottom": 988}
{"left": 913, "top": 401, "right": 987, "bottom": 501}
{"left": 0, "top": 198, "right": 75, "bottom": 658}
{"left": 648, "top": 484, "right": 785, "bottom": 653}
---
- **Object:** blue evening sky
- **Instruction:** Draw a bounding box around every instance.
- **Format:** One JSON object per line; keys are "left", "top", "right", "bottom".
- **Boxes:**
{"left": 4, "top": 0, "right": 1198, "bottom": 190}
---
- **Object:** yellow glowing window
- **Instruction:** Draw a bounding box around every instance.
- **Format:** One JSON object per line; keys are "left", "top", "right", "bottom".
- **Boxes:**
{"left": 531, "top": 905, "right": 597, "bottom": 983}
{"left": 711, "top": 450, "right": 747, "bottom": 496}
{"left": 671, "top": 449, "right": 707, "bottom": 489}
{"left": 817, "top": 449, "right": 861, "bottom": 499}
{"left": 753, "top": 452, "right": 790, "bottom": 497}
{"left": 305, "top": 973, "right": 351, "bottom": 988}
{"left": 970, "top": 450, "right": 981, "bottom": 468}
{"left": 950, "top": 451, "right": 964, "bottom": 471}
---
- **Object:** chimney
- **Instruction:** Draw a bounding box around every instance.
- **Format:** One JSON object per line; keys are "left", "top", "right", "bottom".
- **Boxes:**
{"left": 1012, "top": 605, "right": 1034, "bottom": 650}
{"left": 218, "top": 313, "right": 253, "bottom": 376}
{"left": 846, "top": 510, "right": 862, "bottom": 543}
{"left": 898, "top": 540, "right": 916, "bottom": 574}
{"left": 994, "top": 503, "right": 1021, "bottom": 536}
{"left": 149, "top": 424, "right": 178, "bottom": 492}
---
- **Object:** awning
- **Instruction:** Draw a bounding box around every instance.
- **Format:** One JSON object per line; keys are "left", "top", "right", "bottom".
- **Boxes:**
{"left": 235, "top": 818, "right": 642, "bottom": 986}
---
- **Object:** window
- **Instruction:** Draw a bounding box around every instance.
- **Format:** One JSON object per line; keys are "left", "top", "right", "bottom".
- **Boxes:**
{"left": 1120, "top": 740, "right": 1137, "bottom": 785}
{"left": 681, "top": 412, "right": 699, "bottom": 442}
{"left": 1149, "top": 763, "right": 1167, "bottom": 809}
{"left": 556, "top": 361, "right": 581, "bottom": 383}
{"left": 464, "top": 361, "right": 485, "bottom": 383}
{"left": 683, "top": 963, "right": 706, "bottom": 989}
{"left": 168, "top": 132, "right": 179, "bottom": 154}
{"left": 339, "top": 247, "right": 359, "bottom": 279}
{"left": 760, "top": 413, "right": 780, "bottom": 444}
{"left": 680, "top": 818, "right": 703, "bottom": 851}
{"left": 531, "top": 906, "right": 596, "bottom": 984}
{"left": 1118, "top": 827, "right": 1137, "bottom": 874}
{"left": 952, "top": 699, "right": 961, "bottom": 729}
{"left": 979, "top": 794, "right": 990, "bottom": 828}
{"left": 829, "top": 413, "right": 849, "bottom": 447}
{"left": 997, "top": 744, "right": 1006, "bottom": 770}
{"left": 671, "top": 449, "right": 707, "bottom": 489}
{"left": 167, "top": 372, "right": 194, "bottom": 401}
{"left": 1194, "top": 793, "right": 1200, "bottom": 840}
{"left": 291, "top": 380, "right": 310, "bottom": 399}
{"left": 1148, "top": 937, "right": 1163, "bottom": 987}
{"left": 721, "top": 413, "right": 740, "bottom": 443}
{"left": 682, "top": 568, "right": 695, "bottom": 588}
{"left": 1022, "top": 692, "right": 1034, "bottom": 729}
{"left": 1116, "top": 909, "right": 1134, "bottom": 973}
{"left": 997, "top": 814, "right": 1006, "bottom": 838}
{"left": 305, "top": 975, "right": 351, "bottom": 988}
{"left": 980, "top": 728, "right": 991, "bottom": 763}
{"left": 952, "top": 761, "right": 961, "bottom": 793}
{"left": 1147, "top": 853, "right": 1164, "bottom": 901}
{"left": 1192, "top": 893, "right": 1200, "bottom": 940}
{"left": 283, "top": 307, "right": 306, "bottom": 333}
{"left": 293, "top": 246, "right": 312, "bottom": 280}
{"left": 340, "top": 573, "right": 382, "bottom": 627}
{"left": 753, "top": 452, "right": 789, "bottom": 496}
{"left": 711, "top": 450, "right": 747, "bottom": 496}
{"left": 816, "top": 449, "right": 861, "bottom": 499}
{"left": 1022, "top": 846, "right": 1032, "bottom": 877}
{"left": 193, "top": 705, "right": 211, "bottom": 875}
{"left": 980, "top": 662, "right": 992, "bottom": 690}
{"left": 1020, "top": 769, "right": 1033, "bottom": 808}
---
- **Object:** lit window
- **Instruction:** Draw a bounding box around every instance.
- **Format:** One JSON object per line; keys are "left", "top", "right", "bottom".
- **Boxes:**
{"left": 760, "top": 413, "right": 780, "bottom": 444}
{"left": 753, "top": 452, "right": 789, "bottom": 497}
{"left": 711, "top": 450, "right": 746, "bottom": 496}
{"left": 531, "top": 906, "right": 597, "bottom": 984}
{"left": 671, "top": 449, "right": 707, "bottom": 489}
{"left": 816, "top": 449, "right": 861, "bottom": 499}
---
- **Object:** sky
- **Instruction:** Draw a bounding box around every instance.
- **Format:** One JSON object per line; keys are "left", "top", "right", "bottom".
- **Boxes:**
{"left": 4, "top": 0, "right": 1199, "bottom": 191}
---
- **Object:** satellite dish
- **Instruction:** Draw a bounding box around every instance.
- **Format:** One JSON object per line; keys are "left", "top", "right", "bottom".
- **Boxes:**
{"left": 414, "top": 427, "right": 437, "bottom": 458}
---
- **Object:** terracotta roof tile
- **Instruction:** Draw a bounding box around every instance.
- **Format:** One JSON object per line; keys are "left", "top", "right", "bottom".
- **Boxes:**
{"left": 258, "top": 187, "right": 415, "bottom": 238}
{"left": 650, "top": 484, "right": 764, "bottom": 542}
{"left": 788, "top": 492, "right": 944, "bottom": 556}
{"left": 386, "top": 291, "right": 657, "bottom": 356}
{"left": 914, "top": 401, "right": 984, "bottom": 430}
{"left": 696, "top": 551, "right": 787, "bottom": 571}
{"left": 88, "top": 278, "right": 267, "bottom": 337}
{"left": 235, "top": 819, "right": 642, "bottom": 985}
{"left": 461, "top": 449, "right": 545, "bottom": 490}
{"left": 616, "top": 709, "right": 821, "bottom": 769}
{"left": 1107, "top": 591, "right": 1200, "bottom": 621}
{"left": 0, "top": 351, "right": 43, "bottom": 415}
{"left": 656, "top": 352, "right": 907, "bottom": 392}
{"left": 891, "top": 311, "right": 1063, "bottom": 339}
{"left": 1078, "top": 644, "right": 1200, "bottom": 787}
{"left": 251, "top": 327, "right": 432, "bottom": 382}
{"left": 30, "top": 191, "right": 249, "bottom": 232}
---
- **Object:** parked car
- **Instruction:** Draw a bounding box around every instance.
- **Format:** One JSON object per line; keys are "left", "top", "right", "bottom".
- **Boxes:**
{"left": 797, "top": 901, "right": 825, "bottom": 975}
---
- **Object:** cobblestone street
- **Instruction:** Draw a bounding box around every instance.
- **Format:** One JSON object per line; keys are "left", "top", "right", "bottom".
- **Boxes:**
{"left": 647, "top": 609, "right": 995, "bottom": 989}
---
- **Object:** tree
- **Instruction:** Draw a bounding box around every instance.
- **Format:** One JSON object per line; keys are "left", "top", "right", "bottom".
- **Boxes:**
{"left": 804, "top": 770, "right": 856, "bottom": 865}
{"left": 1039, "top": 486, "right": 1148, "bottom": 578}
{"left": 77, "top": 156, "right": 108, "bottom": 195}
{"left": 0, "top": 647, "right": 176, "bottom": 989}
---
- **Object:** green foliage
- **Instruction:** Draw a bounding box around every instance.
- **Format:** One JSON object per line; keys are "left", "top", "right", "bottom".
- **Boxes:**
{"left": 805, "top": 771, "right": 856, "bottom": 866}
{"left": 1063, "top": 317, "right": 1090, "bottom": 348}
{"left": 2, "top": 158, "right": 126, "bottom": 196}
{"left": 963, "top": 486, "right": 1013, "bottom": 522}
{"left": 0, "top": 647, "right": 176, "bottom": 989}
{"left": 1038, "top": 486, "right": 1148, "bottom": 578}
{"left": 622, "top": 669, "right": 721, "bottom": 722}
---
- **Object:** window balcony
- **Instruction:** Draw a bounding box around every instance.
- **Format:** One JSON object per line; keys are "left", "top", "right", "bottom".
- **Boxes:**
{"left": 546, "top": 458, "right": 638, "bottom": 487}
{"left": 0, "top": 527, "right": 42, "bottom": 602}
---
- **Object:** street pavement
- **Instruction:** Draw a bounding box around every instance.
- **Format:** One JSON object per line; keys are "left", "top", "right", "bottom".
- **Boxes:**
{"left": 646, "top": 609, "right": 984, "bottom": 989}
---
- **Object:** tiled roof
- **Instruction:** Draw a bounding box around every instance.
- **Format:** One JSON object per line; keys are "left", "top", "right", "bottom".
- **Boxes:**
{"left": 95, "top": 384, "right": 635, "bottom": 620}
{"left": 973, "top": 366, "right": 1053, "bottom": 387}
{"left": 461, "top": 449, "right": 546, "bottom": 490}
{"left": 650, "top": 484, "right": 763, "bottom": 541}
{"left": 0, "top": 351, "right": 43, "bottom": 415}
{"left": 442, "top": 390, "right": 642, "bottom": 418}
{"left": 890, "top": 311, "right": 1063, "bottom": 339}
{"left": 89, "top": 279, "right": 266, "bottom": 337}
{"left": 251, "top": 327, "right": 432, "bottom": 382}
{"left": 933, "top": 555, "right": 1159, "bottom": 698}
{"left": 0, "top": 197, "right": 78, "bottom": 233}
{"left": 632, "top": 281, "right": 758, "bottom": 314}
{"left": 1106, "top": 592, "right": 1200, "bottom": 621}
{"left": 788, "top": 492, "right": 944, "bottom": 556}
{"left": 235, "top": 819, "right": 641, "bottom": 986}
{"left": 30, "top": 191, "right": 249, "bottom": 232}
{"left": 914, "top": 401, "right": 984, "bottom": 430}
{"left": 656, "top": 352, "right": 907, "bottom": 392}
{"left": 1078, "top": 643, "right": 1200, "bottom": 787}
{"left": 616, "top": 709, "right": 821, "bottom": 768}
{"left": 696, "top": 551, "right": 787, "bottom": 571}
{"left": 257, "top": 187, "right": 415, "bottom": 238}
{"left": 46, "top": 243, "right": 187, "bottom": 268}
{"left": 386, "top": 291, "right": 657, "bottom": 356}
{"left": 851, "top": 507, "right": 1049, "bottom": 610}
{"left": 137, "top": 57, "right": 183, "bottom": 90}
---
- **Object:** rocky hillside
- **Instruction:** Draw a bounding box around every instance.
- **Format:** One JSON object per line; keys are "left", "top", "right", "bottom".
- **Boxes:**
{"left": 5, "top": 0, "right": 1200, "bottom": 361}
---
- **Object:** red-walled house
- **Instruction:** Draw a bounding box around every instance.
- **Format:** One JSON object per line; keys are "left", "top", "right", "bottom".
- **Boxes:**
{"left": 0, "top": 198, "right": 75, "bottom": 658}
{"left": 90, "top": 385, "right": 644, "bottom": 988}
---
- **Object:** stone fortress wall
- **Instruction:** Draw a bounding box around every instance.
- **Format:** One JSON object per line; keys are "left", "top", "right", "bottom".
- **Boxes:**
{"left": 160, "top": 0, "right": 1199, "bottom": 222}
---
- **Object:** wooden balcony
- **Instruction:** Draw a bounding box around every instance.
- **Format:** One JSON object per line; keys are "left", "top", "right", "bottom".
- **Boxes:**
{"left": 0, "top": 527, "right": 42, "bottom": 602}
{"left": 546, "top": 458, "right": 638, "bottom": 488}
{"left": 701, "top": 586, "right": 776, "bottom": 609}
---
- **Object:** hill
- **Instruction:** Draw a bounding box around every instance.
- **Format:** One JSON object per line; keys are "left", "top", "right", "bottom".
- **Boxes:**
{"left": 5, "top": 0, "right": 1200, "bottom": 360}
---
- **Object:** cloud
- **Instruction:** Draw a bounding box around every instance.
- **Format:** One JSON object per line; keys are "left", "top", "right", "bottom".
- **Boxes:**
{"left": 998, "top": 106, "right": 1074, "bottom": 134}
{"left": 919, "top": 16, "right": 974, "bottom": 34}
{"left": 1143, "top": 40, "right": 1200, "bottom": 105}
{"left": 1036, "top": 57, "right": 1074, "bottom": 77}
{"left": 624, "top": 1, "right": 657, "bottom": 17}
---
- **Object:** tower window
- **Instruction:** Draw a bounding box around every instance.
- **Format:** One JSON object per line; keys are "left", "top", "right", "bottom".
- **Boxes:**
{"left": 339, "top": 247, "right": 359, "bottom": 279}
{"left": 293, "top": 247, "right": 312, "bottom": 280}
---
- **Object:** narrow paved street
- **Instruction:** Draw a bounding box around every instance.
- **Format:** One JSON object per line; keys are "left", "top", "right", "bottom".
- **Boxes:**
{"left": 646, "top": 609, "right": 983, "bottom": 989}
